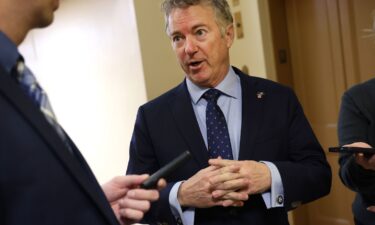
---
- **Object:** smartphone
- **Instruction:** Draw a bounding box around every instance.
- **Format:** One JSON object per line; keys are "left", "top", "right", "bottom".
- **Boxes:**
{"left": 140, "top": 150, "right": 192, "bottom": 189}
{"left": 329, "top": 146, "right": 375, "bottom": 157}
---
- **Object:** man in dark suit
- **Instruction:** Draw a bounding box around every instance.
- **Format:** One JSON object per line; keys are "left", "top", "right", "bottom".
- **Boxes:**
{"left": 126, "top": 0, "right": 331, "bottom": 224}
{"left": 337, "top": 14, "right": 375, "bottom": 225}
{"left": 338, "top": 78, "right": 375, "bottom": 225}
{"left": 0, "top": 0, "right": 164, "bottom": 224}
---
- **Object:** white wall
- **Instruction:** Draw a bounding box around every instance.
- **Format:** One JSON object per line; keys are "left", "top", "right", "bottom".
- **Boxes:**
{"left": 19, "top": 0, "right": 147, "bottom": 184}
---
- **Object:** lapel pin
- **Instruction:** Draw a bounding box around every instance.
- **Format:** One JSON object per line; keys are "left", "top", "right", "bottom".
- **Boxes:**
{"left": 256, "top": 91, "right": 265, "bottom": 99}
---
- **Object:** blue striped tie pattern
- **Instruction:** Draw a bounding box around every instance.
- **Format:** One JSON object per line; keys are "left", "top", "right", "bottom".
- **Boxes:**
{"left": 15, "top": 59, "right": 73, "bottom": 153}
{"left": 202, "top": 89, "right": 233, "bottom": 159}
{"left": 16, "top": 61, "right": 56, "bottom": 120}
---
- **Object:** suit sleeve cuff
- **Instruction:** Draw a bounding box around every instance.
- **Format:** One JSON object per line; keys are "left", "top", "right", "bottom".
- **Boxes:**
{"left": 261, "top": 161, "right": 285, "bottom": 208}
{"left": 169, "top": 181, "right": 195, "bottom": 225}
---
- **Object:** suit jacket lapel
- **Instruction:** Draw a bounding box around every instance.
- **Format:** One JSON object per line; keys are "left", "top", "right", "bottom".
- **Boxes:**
{"left": 168, "top": 81, "right": 209, "bottom": 167}
{"left": 0, "top": 67, "right": 118, "bottom": 225}
{"left": 64, "top": 134, "right": 120, "bottom": 225}
{"left": 236, "top": 70, "right": 266, "bottom": 160}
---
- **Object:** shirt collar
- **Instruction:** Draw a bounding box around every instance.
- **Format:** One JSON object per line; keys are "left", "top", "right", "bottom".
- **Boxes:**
{"left": 186, "top": 67, "right": 241, "bottom": 104}
{"left": 0, "top": 31, "right": 20, "bottom": 74}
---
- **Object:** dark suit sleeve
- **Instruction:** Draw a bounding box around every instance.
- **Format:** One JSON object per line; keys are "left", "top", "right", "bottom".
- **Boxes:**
{"left": 338, "top": 86, "right": 375, "bottom": 203}
{"left": 272, "top": 89, "right": 331, "bottom": 210}
{"left": 126, "top": 106, "right": 178, "bottom": 225}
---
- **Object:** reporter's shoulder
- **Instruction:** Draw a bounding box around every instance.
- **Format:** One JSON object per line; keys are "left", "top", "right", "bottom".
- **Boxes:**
{"left": 344, "top": 77, "right": 375, "bottom": 97}
{"left": 359, "top": 77, "right": 375, "bottom": 91}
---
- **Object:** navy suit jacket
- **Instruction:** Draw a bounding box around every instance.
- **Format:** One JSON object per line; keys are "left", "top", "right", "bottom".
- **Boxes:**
{"left": 0, "top": 65, "right": 119, "bottom": 225}
{"left": 127, "top": 67, "right": 331, "bottom": 225}
{"left": 338, "top": 78, "right": 375, "bottom": 225}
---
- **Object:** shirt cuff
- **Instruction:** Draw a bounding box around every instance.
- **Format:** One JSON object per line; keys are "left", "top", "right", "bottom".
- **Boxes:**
{"left": 261, "top": 161, "right": 284, "bottom": 208}
{"left": 169, "top": 181, "right": 195, "bottom": 225}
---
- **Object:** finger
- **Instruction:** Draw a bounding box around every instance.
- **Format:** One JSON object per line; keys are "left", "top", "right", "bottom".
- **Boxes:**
{"left": 126, "top": 189, "right": 160, "bottom": 201}
{"left": 344, "top": 142, "right": 372, "bottom": 148}
{"left": 213, "top": 190, "right": 249, "bottom": 201}
{"left": 212, "top": 178, "right": 248, "bottom": 191}
{"left": 221, "top": 199, "right": 245, "bottom": 207}
{"left": 212, "top": 189, "right": 234, "bottom": 199}
{"left": 355, "top": 155, "right": 374, "bottom": 170}
{"left": 368, "top": 157, "right": 375, "bottom": 165}
{"left": 355, "top": 154, "right": 368, "bottom": 165}
{"left": 203, "top": 165, "right": 240, "bottom": 181}
{"left": 216, "top": 164, "right": 241, "bottom": 174}
{"left": 209, "top": 170, "right": 242, "bottom": 185}
{"left": 367, "top": 206, "right": 375, "bottom": 213}
{"left": 209, "top": 158, "right": 236, "bottom": 167}
{"left": 208, "top": 168, "right": 241, "bottom": 187}
{"left": 119, "top": 207, "right": 144, "bottom": 223}
{"left": 157, "top": 178, "right": 167, "bottom": 190}
{"left": 115, "top": 174, "right": 150, "bottom": 188}
{"left": 211, "top": 196, "right": 238, "bottom": 207}
{"left": 119, "top": 197, "right": 151, "bottom": 212}
{"left": 199, "top": 165, "right": 222, "bottom": 175}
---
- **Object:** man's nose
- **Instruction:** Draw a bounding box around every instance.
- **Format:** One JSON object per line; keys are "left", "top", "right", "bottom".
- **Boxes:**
{"left": 184, "top": 37, "right": 198, "bottom": 55}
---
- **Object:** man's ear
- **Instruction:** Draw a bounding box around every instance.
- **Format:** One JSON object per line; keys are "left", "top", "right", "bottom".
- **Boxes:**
{"left": 225, "top": 24, "right": 235, "bottom": 48}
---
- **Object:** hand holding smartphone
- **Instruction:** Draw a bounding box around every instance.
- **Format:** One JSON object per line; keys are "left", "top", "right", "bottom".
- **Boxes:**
{"left": 329, "top": 146, "right": 375, "bottom": 157}
{"left": 140, "top": 150, "right": 192, "bottom": 189}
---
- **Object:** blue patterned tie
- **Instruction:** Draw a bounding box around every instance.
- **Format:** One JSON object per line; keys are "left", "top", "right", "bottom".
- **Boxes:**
{"left": 15, "top": 59, "right": 73, "bottom": 153}
{"left": 203, "top": 89, "right": 233, "bottom": 159}
{"left": 15, "top": 60, "right": 56, "bottom": 120}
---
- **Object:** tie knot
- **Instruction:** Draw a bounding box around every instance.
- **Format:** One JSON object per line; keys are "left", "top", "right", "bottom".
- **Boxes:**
{"left": 12, "top": 57, "right": 25, "bottom": 79}
{"left": 202, "top": 89, "right": 222, "bottom": 103}
{"left": 16, "top": 59, "right": 25, "bottom": 74}
{"left": 14, "top": 59, "right": 37, "bottom": 87}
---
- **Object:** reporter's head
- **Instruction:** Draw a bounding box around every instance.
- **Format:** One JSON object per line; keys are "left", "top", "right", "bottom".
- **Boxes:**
{"left": 29, "top": 0, "right": 60, "bottom": 28}
{"left": 0, "top": 0, "right": 59, "bottom": 44}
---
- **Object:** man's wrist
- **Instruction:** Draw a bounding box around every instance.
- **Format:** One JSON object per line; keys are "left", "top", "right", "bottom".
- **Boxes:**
{"left": 259, "top": 161, "right": 272, "bottom": 191}
{"left": 177, "top": 181, "right": 186, "bottom": 207}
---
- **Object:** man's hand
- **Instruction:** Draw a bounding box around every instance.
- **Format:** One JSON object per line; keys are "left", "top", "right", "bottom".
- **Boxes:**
{"left": 177, "top": 165, "right": 246, "bottom": 208}
{"left": 345, "top": 142, "right": 375, "bottom": 171}
{"left": 344, "top": 142, "right": 375, "bottom": 214}
{"left": 101, "top": 175, "right": 166, "bottom": 225}
{"left": 367, "top": 206, "right": 375, "bottom": 213}
{"left": 209, "top": 159, "right": 271, "bottom": 200}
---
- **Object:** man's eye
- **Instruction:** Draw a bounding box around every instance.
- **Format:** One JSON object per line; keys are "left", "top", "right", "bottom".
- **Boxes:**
{"left": 173, "top": 36, "right": 182, "bottom": 42}
{"left": 196, "top": 29, "right": 206, "bottom": 36}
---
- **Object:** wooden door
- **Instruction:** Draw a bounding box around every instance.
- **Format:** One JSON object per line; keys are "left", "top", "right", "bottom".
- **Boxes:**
{"left": 268, "top": 0, "right": 375, "bottom": 224}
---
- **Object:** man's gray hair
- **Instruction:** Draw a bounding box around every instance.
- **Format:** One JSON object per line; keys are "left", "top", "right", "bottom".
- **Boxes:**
{"left": 161, "top": 0, "right": 233, "bottom": 34}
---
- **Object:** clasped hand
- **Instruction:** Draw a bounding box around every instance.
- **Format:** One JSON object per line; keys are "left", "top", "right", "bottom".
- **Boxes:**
{"left": 177, "top": 159, "right": 271, "bottom": 208}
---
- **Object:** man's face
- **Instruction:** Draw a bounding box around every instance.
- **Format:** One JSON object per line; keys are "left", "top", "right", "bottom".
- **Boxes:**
{"left": 167, "top": 5, "right": 234, "bottom": 88}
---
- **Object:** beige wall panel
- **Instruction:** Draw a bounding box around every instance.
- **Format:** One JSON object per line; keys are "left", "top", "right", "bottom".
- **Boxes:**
{"left": 133, "top": 0, "right": 183, "bottom": 100}
{"left": 285, "top": 0, "right": 354, "bottom": 224}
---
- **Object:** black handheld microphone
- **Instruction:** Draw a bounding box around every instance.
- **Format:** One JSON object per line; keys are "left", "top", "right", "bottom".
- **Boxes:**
{"left": 140, "top": 150, "right": 191, "bottom": 189}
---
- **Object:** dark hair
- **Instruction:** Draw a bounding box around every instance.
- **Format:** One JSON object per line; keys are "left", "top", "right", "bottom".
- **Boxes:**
{"left": 161, "top": 0, "right": 233, "bottom": 34}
